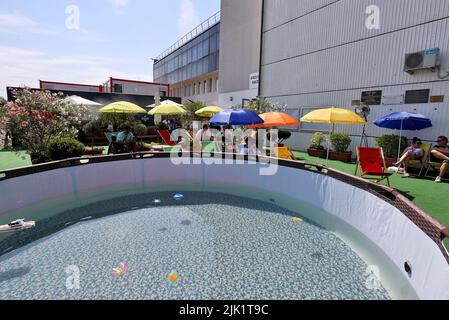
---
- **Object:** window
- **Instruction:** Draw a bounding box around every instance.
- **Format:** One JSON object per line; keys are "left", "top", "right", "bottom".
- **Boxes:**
{"left": 193, "top": 84, "right": 196, "bottom": 96}
{"left": 361, "top": 90, "right": 382, "bottom": 105}
{"left": 113, "top": 84, "right": 123, "bottom": 93}
{"left": 209, "top": 78, "right": 213, "bottom": 93}
{"left": 204, "top": 80, "right": 207, "bottom": 94}
{"left": 405, "top": 89, "right": 430, "bottom": 104}
{"left": 198, "top": 82, "right": 201, "bottom": 95}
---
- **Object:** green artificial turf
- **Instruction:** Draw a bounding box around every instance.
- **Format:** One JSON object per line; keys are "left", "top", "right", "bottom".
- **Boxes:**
{"left": 0, "top": 150, "right": 31, "bottom": 171}
{"left": 292, "top": 151, "right": 449, "bottom": 230}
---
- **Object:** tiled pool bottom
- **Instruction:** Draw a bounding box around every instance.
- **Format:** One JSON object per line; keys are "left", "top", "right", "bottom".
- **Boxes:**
{"left": 0, "top": 192, "right": 390, "bottom": 300}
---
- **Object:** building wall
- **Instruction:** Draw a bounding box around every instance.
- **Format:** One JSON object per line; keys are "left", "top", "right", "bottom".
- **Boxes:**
{"left": 105, "top": 79, "right": 169, "bottom": 96}
{"left": 170, "top": 71, "right": 219, "bottom": 106}
{"left": 261, "top": 0, "right": 449, "bottom": 152}
{"left": 218, "top": 0, "right": 262, "bottom": 107}
{"left": 40, "top": 81, "right": 101, "bottom": 93}
{"left": 153, "top": 23, "right": 220, "bottom": 85}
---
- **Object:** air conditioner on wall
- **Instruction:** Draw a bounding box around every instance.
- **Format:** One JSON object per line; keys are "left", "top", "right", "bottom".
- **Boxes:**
{"left": 404, "top": 48, "right": 440, "bottom": 74}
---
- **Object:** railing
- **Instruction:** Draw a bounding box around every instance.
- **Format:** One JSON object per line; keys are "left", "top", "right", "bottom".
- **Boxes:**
{"left": 155, "top": 11, "right": 220, "bottom": 62}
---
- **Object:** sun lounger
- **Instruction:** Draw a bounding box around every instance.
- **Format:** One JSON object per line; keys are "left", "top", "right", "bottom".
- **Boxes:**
{"left": 355, "top": 147, "right": 392, "bottom": 186}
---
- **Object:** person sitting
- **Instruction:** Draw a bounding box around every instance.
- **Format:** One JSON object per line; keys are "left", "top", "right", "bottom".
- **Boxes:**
{"left": 393, "top": 137, "right": 424, "bottom": 177}
{"left": 107, "top": 135, "right": 119, "bottom": 155}
{"left": 116, "top": 125, "right": 138, "bottom": 153}
{"left": 430, "top": 136, "right": 449, "bottom": 183}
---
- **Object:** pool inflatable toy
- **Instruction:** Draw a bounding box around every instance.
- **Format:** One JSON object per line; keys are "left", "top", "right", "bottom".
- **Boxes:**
{"left": 174, "top": 194, "right": 185, "bottom": 201}
{"left": 112, "top": 262, "right": 129, "bottom": 278}
{"left": 292, "top": 217, "right": 303, "bottom": 222}
{"left": 167, "top": 270, "right": 179, "bottom": 283}
{"left": 0, "top": 219, "right": 35, "bottom": 232}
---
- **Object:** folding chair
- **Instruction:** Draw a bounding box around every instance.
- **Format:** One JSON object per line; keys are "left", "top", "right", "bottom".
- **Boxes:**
{"left": 425, "top": 145, "right": 449, "bottom": 181}
{"left": 402, "top": 143, "right": 431, "bottom": 176}
{"left": 157, "top": 130, "right": 176, "bottom": 146}
{"left": 355, "top": 147, "right": 392, "bottom": 186}
{"left": 273, "top": 146, "right": 297, "bottom": 161}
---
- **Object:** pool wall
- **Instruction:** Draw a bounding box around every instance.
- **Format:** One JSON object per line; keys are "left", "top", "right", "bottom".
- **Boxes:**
{"left": 0, "top": 154, "right": 448, "bottom": 299}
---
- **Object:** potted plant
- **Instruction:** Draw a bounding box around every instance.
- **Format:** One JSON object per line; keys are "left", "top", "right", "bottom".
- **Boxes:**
{"left": 307, "top": 132, "right": 327, "bottom": 158}
{"left": 329, "top": 132, "right": 352, "bottom": 162}
{"left": 374, "top": 135, "right": 408, "bottom": 167}
{"left": 82, "top": 121, "right": 104, "bottom": 155}
{"left": 134, "top": 123, "right": 151, "bottom": 151}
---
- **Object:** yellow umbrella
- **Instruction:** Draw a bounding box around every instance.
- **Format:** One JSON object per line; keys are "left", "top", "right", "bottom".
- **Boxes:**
{"left": 195, "top": 106, "right": 223, "bottom": 118}
{"left": 300, "top": 107, "right": 366, "bottom": 163}
{"left": 300, "top": 107, "right": 366, "bottom": 124}
{"left": 99, "top": 101, "right": 146, "bottom": 114}
{"left": 148, "top": 102, "right": 186, "bottom": 115}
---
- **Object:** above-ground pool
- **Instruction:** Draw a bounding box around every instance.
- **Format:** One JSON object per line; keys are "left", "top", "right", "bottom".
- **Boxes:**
{"left": 0, "top": 192, "right": 390, "bottom": 300}
{"left": 0, "top": 154, "right": 448, "bottom": 300}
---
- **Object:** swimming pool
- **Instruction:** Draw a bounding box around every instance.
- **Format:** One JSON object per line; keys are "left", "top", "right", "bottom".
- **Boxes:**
{"left": 0, "top": 154, "right": 448, "bottom": 299}
{"left": 0, "top": 191, "right": 390, "bottom": 300}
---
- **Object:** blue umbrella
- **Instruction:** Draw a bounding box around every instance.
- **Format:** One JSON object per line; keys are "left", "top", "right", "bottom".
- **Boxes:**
{"left": 374, "top": 112, "right": 432, "bottom": 159}
{"left": 210, "top": 109, "right": 264, "bottom": 126}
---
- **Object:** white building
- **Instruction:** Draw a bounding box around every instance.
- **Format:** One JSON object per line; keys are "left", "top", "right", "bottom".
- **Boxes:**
{"left": 218, "top": 0, "right": 262, "bottom": 108}
{"left": 260, "top": 0, "right": 449, "bottom": 152}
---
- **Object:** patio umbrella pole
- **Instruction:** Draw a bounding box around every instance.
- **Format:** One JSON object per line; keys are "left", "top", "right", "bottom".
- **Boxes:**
{"left": 397, "top": 119, "right": 403, "bottom": 160}
{"left": 326, "top": 123, "right": 334, "bottom": 165}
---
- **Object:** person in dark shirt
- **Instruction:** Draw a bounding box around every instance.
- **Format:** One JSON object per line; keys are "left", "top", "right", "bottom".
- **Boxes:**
{"left": 430, "top": 136, "right": 449, "bottom": 183}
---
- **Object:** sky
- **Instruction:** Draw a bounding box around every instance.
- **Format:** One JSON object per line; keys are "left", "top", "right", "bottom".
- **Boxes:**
{"left": 0, "top": 0, "right": 220, "bottom": 98}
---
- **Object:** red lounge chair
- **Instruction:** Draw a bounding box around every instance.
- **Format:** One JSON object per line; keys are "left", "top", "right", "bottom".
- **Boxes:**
{"left": 355, "top": 147, "right": 392, "bottom": 186}
{"left": 158, "top": 130, "right": 176, "bottom": 146}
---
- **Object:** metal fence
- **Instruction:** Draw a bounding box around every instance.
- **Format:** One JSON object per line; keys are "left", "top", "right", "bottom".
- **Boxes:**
{"left": 155, "top": 11, "right": 220, "bottom": 62}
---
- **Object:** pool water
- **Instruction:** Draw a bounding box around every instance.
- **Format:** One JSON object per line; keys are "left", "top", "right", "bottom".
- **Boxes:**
{"left": 0, "top": 192, "right": 390, "bottom": 300}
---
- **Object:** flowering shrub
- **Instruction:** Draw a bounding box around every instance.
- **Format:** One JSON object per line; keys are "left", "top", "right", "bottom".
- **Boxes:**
{"left": 0, "top": 88, "right": 89, "bottom": 163}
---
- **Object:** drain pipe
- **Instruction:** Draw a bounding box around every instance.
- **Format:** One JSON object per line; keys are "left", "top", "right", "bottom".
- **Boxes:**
{"left": 257, "top": 0, "right": 265, "bottom": 101}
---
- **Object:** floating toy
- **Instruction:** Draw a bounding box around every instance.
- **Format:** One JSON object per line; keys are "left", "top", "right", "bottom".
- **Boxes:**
{"left": 153, "top": 199, "right": 162, "bottom": 204}
{"left": 292, "top": 217, "right": 303, "bottom": 222}
{"left": 112, "top": 262, "right": 129, "bottom": 278}
{"left": 167, "top": 270, "right": 179, "bottom": 283}
{"left": 173, "top": 194, "right": 185, "bottom": 201}
{"left": 0, "top": 219, "right": 35, "bottom": 232}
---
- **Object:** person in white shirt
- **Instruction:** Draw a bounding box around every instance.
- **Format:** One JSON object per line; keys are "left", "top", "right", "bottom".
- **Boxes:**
{"left": 194, "top": 124, "right": 212, "bottom": 151}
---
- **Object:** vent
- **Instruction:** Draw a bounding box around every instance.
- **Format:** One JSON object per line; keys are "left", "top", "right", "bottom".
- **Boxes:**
{"left": 404, "top": 48, "right": 440, "bottom": 74}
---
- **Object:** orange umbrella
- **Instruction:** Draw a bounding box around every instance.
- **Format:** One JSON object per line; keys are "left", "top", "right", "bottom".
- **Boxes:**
{"left": 249, "top": 112, "right": 299, "bottom": 128}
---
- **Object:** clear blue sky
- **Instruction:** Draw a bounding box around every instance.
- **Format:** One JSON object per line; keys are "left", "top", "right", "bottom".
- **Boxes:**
{"left": 0, "top": 0, "right": 220, "bottom": 98}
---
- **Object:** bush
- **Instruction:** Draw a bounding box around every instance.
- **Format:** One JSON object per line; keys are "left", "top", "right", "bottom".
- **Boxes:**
{"left": 134, "top": 123, "right": 147, "bottom": 136}
{"left": 48, "top": 136, "right": 85, "bottom": 161}
{"left": 375, "top": 135, "right": 408, "bottom": 158}
{"left": 310, "top": 132, "right": 326, "bottom": 150}
{"left": 156, "top": 122, "right": 168, "bottom": 130}
{"left": 330, "top": 132, "right": 352, "bottom": 153}
{"left": 83, "top": 121, "right": 103, "bottom": 137}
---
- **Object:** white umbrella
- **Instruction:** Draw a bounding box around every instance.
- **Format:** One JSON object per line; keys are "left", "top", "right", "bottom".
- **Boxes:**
{"left": 64, "top": 95, "right": 102, "bottom": 108}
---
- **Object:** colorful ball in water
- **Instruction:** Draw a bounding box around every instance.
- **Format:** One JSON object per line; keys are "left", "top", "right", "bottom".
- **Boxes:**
{"left": 167, "top": 270, "right": 179, "bottom": 283}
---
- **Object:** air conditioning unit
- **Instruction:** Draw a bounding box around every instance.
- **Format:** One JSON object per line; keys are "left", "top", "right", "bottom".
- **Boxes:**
{"left": 404, "top": 48, "right": 440, "bottom": 74}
